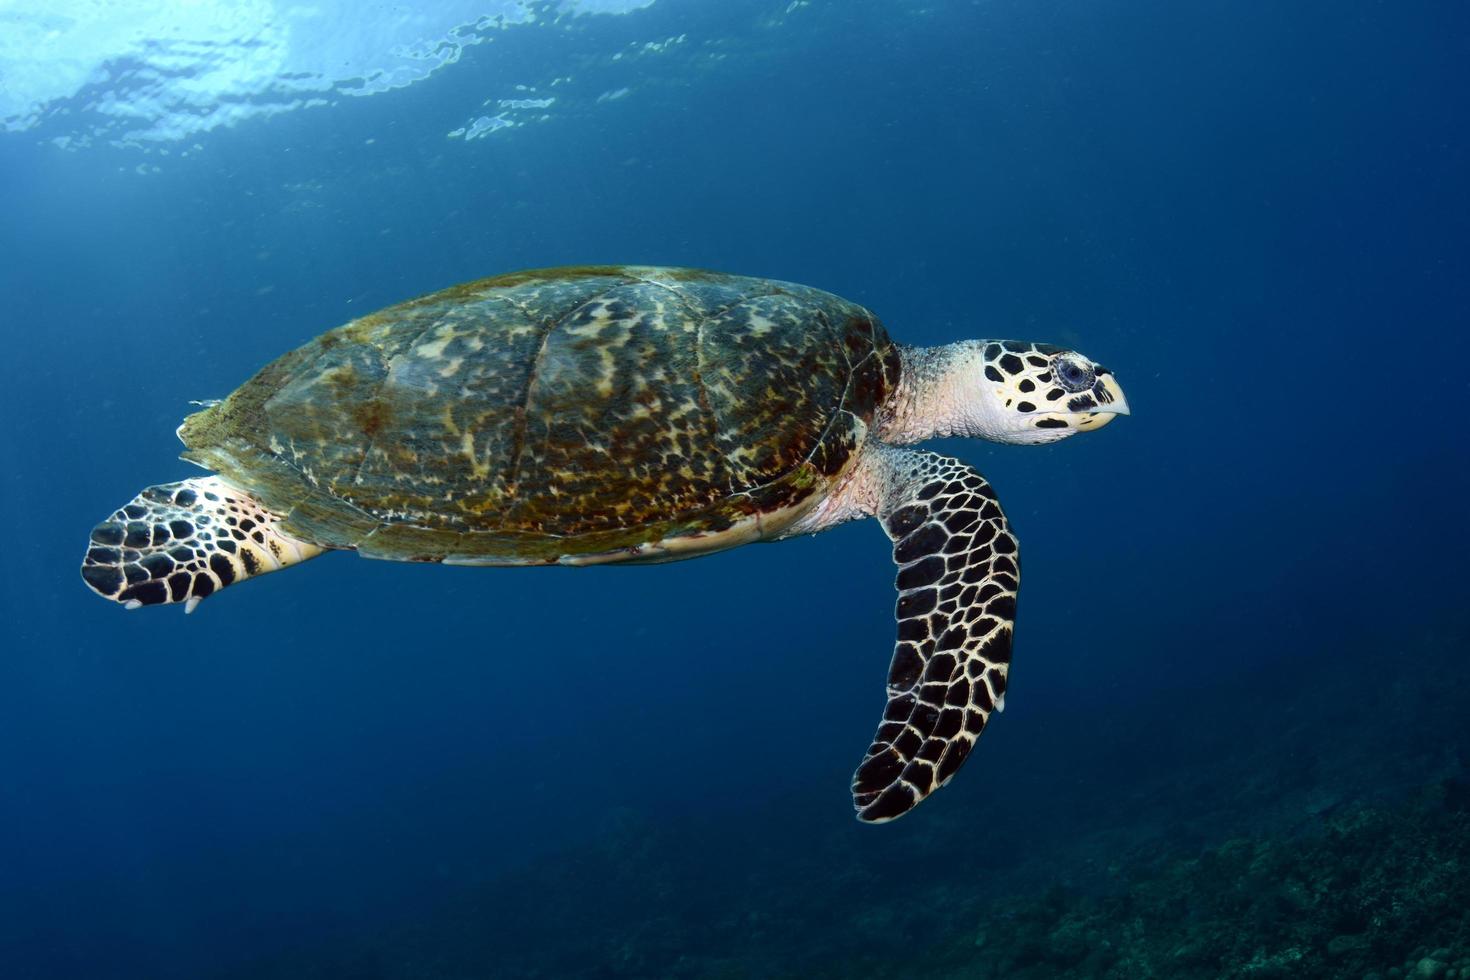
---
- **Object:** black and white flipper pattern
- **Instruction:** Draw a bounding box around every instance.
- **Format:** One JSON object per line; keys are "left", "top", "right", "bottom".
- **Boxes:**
{"left": 852, "top": 448, "right": 1018, "bottom": 823}
{"left": 80, "top": 476, "right": 324, "bottom": 612}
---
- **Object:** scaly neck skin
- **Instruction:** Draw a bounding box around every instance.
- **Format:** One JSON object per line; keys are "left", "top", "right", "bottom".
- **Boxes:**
{"left": 878, "top": 341, "right": 1002, "bottom": 444}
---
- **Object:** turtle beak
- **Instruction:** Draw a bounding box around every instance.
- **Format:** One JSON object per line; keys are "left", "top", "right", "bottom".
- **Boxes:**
{"left": 1097, "top": 373, "right": 1130, "bottom": 416}
{"left": 1076, "top": 373, "right": 1130, "bottom": 430}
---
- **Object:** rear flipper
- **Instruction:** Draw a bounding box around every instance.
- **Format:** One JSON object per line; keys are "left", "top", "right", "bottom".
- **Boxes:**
{"left": 81, "top": 476, "right": 323, "bottom": 612}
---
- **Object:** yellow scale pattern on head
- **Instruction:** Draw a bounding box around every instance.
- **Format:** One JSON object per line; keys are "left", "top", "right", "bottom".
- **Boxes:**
{"left": 179, "top": 267, "right": 898, "bottom": 561}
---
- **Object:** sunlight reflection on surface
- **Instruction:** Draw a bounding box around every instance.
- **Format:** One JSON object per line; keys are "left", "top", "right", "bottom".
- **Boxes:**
{"left": 0, "top": 0, "right": 656, "bottom": 147}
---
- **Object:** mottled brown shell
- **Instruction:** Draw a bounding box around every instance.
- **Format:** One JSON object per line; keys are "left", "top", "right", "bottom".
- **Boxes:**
{"left": 179, "top": 266, "right": 901, "bottom": 562}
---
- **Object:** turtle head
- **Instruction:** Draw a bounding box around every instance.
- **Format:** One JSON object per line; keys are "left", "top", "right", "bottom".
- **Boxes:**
{"left": 969, "top": 341, "right": 1129, "bottom": 445}
{"left": 876, "top": 339, "right": 1130, "bottom": 446}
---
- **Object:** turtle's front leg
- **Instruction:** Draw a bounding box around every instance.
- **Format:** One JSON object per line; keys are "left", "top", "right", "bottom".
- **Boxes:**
{"left": 852, "top": 445, "right": 1019, "bottom": 822}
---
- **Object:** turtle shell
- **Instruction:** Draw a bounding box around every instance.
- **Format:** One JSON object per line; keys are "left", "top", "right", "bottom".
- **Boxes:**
{"left": 179, "top": 266, "right": 901, "bottom": 563}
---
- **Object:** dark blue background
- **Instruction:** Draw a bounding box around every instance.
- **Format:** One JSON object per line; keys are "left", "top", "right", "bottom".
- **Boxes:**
{"left": 2, "top": 1, "right": 1467, "bottom": 976}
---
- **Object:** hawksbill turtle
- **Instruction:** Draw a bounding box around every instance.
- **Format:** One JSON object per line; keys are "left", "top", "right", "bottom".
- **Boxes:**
{"left": 80, "top": 266, "right": 1129, "bottom": 822}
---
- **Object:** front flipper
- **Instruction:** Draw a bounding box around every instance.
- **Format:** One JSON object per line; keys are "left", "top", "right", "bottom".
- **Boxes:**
{"left": 852, "top": 447, "right": 1019, "bottom": 823}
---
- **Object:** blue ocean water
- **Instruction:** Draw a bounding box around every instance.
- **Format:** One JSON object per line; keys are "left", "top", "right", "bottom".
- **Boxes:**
{"left": 1, "top": 0, "right": 1467, "bottom": 976}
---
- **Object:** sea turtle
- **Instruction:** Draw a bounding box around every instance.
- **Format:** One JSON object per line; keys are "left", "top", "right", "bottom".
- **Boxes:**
{"left": 80, "top": 266, "right": 1128, "bottom": 822}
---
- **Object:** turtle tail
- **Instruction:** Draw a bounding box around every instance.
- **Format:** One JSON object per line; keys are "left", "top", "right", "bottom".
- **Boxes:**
{"left": 80, "top": 476, "right": 324, "bottom": 613}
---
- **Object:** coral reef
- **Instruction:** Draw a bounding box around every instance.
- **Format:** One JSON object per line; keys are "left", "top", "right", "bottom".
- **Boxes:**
{"left": 224, "top": 778, "right": 1470, "bottom": 980}
{"left": 221, "top": 624, "right": 1470, "bottom": 980}
{"left": 953, "top": 782, "right": 1470, "bottom": 980}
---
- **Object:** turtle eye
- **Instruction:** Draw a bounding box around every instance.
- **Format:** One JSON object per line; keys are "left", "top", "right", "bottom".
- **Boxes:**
{"left": 1055, "top": 356, "right": 1095, "bottom": 393}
